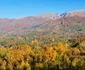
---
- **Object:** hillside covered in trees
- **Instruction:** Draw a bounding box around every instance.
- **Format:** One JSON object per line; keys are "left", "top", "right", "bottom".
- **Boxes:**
{"left": 0, "top": 39, "right": 85, "bottom": 70}
{"left": 0, "top": 10, "right": 85, "bottom": 70}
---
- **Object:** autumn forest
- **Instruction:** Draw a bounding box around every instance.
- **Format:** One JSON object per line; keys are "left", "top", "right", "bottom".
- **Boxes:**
{"left": 0, "top": 10, "right": 85, "bottom": 70}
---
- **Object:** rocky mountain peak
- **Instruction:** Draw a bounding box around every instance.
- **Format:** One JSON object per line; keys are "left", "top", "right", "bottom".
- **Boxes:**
{"left": 36, "top": 13, "right": 61, "bottom": 20}
{"left": 61, "top": 10, "right": 85, "bottom": 17}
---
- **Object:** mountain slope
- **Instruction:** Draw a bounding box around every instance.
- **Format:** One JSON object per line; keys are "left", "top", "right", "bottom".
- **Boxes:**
{"left": 0, "top": 10, "right": 85, "bottom": 43}
{"left": 32, "top": 16, "right": 85, "bottom": 43}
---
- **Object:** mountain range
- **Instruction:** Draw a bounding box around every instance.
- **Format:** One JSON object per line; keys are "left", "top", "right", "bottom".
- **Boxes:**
{"left": 0, "top": 10, "right": 85, "bottom": 43}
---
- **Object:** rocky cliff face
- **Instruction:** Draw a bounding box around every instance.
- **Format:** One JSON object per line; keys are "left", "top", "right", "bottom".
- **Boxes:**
{"left": 61, "top": 10, "right": 85, "bottom": 17}
{"left": 37, "top": 13, "right": 61, "bottom": 20}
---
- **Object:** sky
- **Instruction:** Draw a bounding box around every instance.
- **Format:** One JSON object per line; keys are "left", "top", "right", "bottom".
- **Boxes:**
{"left": 0, "top": 0, "right": 85, "bottom": 18}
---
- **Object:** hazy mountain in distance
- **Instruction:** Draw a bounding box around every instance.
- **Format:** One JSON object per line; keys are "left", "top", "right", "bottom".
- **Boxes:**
{"left": 0, "top": 10, "right": 85, "bottom": 43}
{"left": 0, "top": 10, "right": 85, "bottom": 38}
{"left": 61, "top": 10, "right": 85, "bottom": 17}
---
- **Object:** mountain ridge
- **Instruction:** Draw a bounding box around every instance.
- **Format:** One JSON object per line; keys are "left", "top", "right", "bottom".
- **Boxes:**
{"left": 0, "top": 10, "right": 85, "bottom": 44}
{"left": 61, "top": 10, "right": 85, "bottom": 17}
{"left": 0, "top": 10, "right": 85, "bottom": 37}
